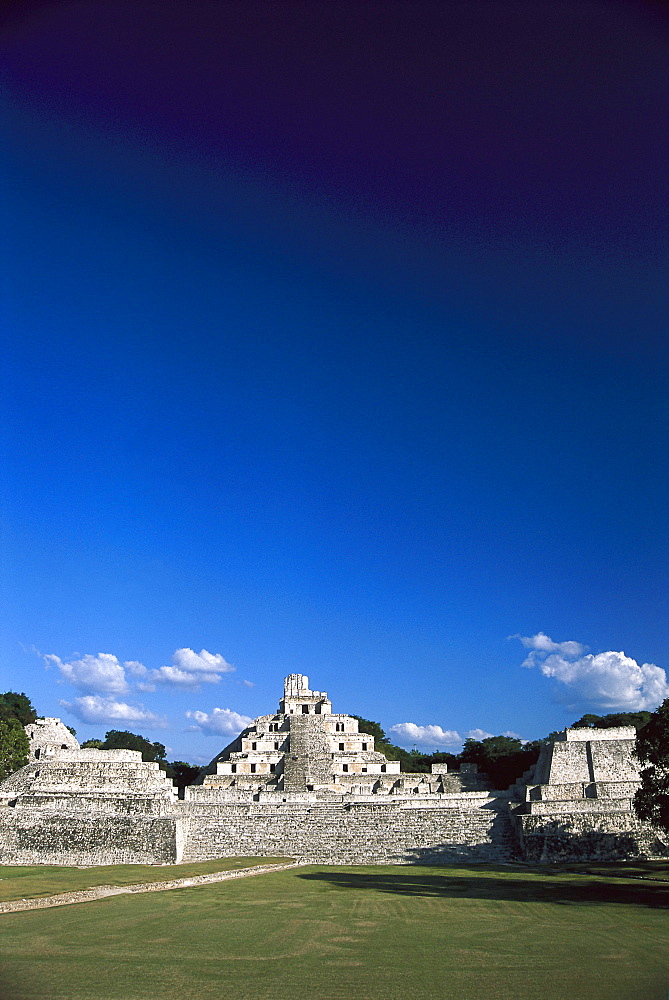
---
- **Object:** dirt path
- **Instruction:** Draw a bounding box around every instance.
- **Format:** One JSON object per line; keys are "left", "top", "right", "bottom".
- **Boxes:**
{"left": 0, "top": 861, "right": 300, "bottom": 915}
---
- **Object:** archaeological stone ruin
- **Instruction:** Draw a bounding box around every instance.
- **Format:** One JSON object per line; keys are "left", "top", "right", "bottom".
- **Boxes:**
{"left": 0, "top": 674, "right": 667, "bottom": 865}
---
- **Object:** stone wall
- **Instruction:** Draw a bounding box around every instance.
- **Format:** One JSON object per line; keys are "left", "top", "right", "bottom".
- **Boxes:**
{"left": 518, "top": 811, "right": 669, "bottom": 863}
{"left": 545, "top": 740, "right": 591, "bottom": 783}
{"left": 180, "top": 793, "right": 517, "bottom": 864}
{"left": 0, "top": 746, "right": 181, "bottom": 865}
{"left": 0, "top": 809, "right": 181, "bottom": 865}
{"left": 563, "top": 726, "right": 636, "bottom": 742}
{"left": 25, "top": 718, "right": 79, "bottom": 760}
{"left": 590, "top": 739, "right": 640, "bottom": 782}
{"left": 0, "top": 754, "right": 177, "bottom": 808}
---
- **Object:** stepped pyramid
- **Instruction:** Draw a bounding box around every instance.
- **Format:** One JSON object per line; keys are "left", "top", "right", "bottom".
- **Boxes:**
{"left": 199, "top": 673, "right": 401, "bottom": 794}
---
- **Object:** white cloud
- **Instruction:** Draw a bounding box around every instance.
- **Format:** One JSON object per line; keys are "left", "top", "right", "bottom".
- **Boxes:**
{"left": 389, "top": 724, "right": 523, "bottom": 748}
{"left": 516, "top": 632, "right": 669, "bottom": 710}
{"left": 60, "top": 695, "right": 167, "bottom": 728}
{"left": 389, "top": 723, "right": 462, "bottom": 747}
{"left": 512, "top": 632, "right": 587, "bottom": 664}
{"left": 174, "top": 648, "right": 234, "bottom": 674}
{"left": 149, "top": 648, "right": 235, "bottom": 688}
{"left": 45, "top": 653, "right": 130, "bottom": 694}
{"left": 186, "top": 707, "right": 253, "bottom": 737}
{"left": 125, "top": 660, "right": 149, "bottom": 678}
{"left": 466, "top": 728, "right": 493, "bottom": 741}
{"left": 151, "top": 666, "right": 222, "bottom": 687}
{"left": 42, "top": 645, "right": 239, "bottom": 696}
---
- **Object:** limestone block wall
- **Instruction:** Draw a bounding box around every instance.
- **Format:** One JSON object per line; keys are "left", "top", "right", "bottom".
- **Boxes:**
{"left": 508, "top": 725, "right": 669, "bottom": 861}
{"left": 593, "top": 781, "right": 640, "bottom": 800}
{"left": 0, "top": 703, "right": 660, "bottom": 867}
{"left": 180, "top": 795, "right": 517, "bottom": 864}
{"left": 563, "top": 726, "right": 636, "bottom": 742}
{"left": 546, "top": 741, "right": 591, "bottom": 783}
{"left": 589, "top": 740, "right": 640, "bottom": 782}
{"left": 329, "top": 773, "right": 405, "bottom": 795}
{"left": 518, "top": 811, "right": 669, "bottom": 862}
{"left": 279, "top": 674, "right": 332, "bottom": 715}
{"left": 434, "top": 770, "right": 491, "bottom": 793}
{"left": 200, "top": 676, "right": 399, "bottom": 794}
{"left": 0, "top": 754, "right": 177, "bottom": 805}
{"left": 524, "top": 798, "right": 637, "bottom": 815}
{"left": 324, "top": 714, "right": 365, "bottom": 735}
{"left": 0, "top": 809, "right": 181, "bottom": 865}
{"left": 0, "top": 746, "right": 181, "bottom": 865}
{"left": 6, "top": 793, "right": 178, "bottom": 817}
{"left": 531, "top": 727, "right": 639, "bottom": 786}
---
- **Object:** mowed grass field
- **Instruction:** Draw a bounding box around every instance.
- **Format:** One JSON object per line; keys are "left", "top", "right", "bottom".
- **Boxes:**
{"left": 0, "top": 857, "right": 293, "bottom": 902}
{"left": 2, "top": 862, "right": 668, "bottom": 1000}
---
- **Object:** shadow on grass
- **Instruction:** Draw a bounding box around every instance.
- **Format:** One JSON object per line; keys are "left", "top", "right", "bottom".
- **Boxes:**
{"left": 297, "top": 864, "right": 669, "bottom": 908}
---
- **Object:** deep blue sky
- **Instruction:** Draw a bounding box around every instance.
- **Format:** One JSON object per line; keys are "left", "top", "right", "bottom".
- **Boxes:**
{"left": 2, "top": 1, "right": 669, "bottom": 762}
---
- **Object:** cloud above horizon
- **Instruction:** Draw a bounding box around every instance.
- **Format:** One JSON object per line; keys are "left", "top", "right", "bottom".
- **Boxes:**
{"left": 388, "top": 724, "right": 522, "bottom": 748}
{"left": 45, "top": 653, "right": 130, "bottom": 694}
{"left": 466, "top": 728, "right": 495, "bottom": 741}
{"left": 186, "top": 707, "right": 253, "bottom": 737}
{"left": 389, "top": 723, "right": 462, "bottom": 747}
{"left": 43, "top": 647, "right": 236, "bottom": 695}
{"left": 149, "top": 648, "right": 235, "bottom": 688}
{"left": 515, "top": 632, "right": 669, "bottom": 710}
{"left": 60, "top": 694, "right": 167, "bottom": 728}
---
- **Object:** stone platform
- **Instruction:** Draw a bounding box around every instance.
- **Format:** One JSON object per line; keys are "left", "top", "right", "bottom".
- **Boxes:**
{"left": 1, "top": 679, "right": 667, "bottom": 866}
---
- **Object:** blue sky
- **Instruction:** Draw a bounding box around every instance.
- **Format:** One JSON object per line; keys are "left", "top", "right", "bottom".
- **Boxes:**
{"left": 2, "top": 2, "right": 669, "bottom": 763}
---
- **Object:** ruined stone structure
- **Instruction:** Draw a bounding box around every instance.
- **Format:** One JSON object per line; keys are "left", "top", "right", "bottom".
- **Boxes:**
{"left": 0, "top": 721, "right": 179, "bottom": 865}
{"left": 511, "top": 725, "right": 668, "bottom": 861}
{"left": 0, "top": 675, "right": 667, "bottom": 865}
{"left": 24, "top": 717, "right": 80, "bottom": 760}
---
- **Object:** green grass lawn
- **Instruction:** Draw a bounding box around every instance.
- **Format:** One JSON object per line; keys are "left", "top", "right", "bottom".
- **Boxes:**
{"left": 0, "top": 857, "right": 293, "bottom": 902}
{"left": 2, "top": 862, "right": 668, "bottom": 1000}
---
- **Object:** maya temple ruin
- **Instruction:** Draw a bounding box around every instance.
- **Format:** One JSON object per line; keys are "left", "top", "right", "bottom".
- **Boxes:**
{"left": 0, "top": 674, "right": 667, "bottom": 866}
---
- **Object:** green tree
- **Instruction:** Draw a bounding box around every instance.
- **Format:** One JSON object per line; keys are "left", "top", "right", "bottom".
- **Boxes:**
{"left": 403, "top": 750, "right": 459, "bottom": 773}
{"left": 458, "top": 735, "right": 540, "bottom": 790}
{"left": 633, "top": 699, "right": 669, "bottom": 833}
{"left": 166, "top": 761, "right": 200, "bottom": 788}
{"left": 80, "top": 739, "right": 105, "bottom": 749}
{"left": 463, "top": 735, "right": 524, "bottom": 760}
{"left": 572, "top": 710, "right": 651, "bottom": 730}
{"left": 0, "top": 691, "right": 37, "bottom": 726}
{"left": 0, "top": 719, "right": 30, "bottom": 781}
{"left": 97, "top": 730, "right": 166, "bottom": 762}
